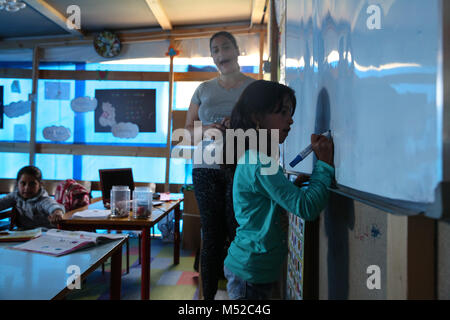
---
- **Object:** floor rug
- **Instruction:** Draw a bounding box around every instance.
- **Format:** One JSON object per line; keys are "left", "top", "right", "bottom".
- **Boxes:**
{"left": 65, "top": 236, "right": 201, "bottom": 300}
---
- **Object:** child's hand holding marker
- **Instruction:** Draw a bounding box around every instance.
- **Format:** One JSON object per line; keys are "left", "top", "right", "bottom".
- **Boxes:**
{"left": 290, "top": 131, "right": 334, "bottom": 167}
{"left": 311, "top": 132, "right": 334, "bottom": 167}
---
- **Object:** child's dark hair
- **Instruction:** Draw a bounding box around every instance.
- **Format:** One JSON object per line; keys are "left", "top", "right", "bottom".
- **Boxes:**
{"left": 16, "top": 165, "right": 43, "bottom": 185}
{"left": 210, "top": 31, "right": 239, "bottom": 51}
{"left": 223, "top": 80, "right": 296, "bottom": 171}
{"left": 230, "top": 80, "right": 296, "bottom": 131}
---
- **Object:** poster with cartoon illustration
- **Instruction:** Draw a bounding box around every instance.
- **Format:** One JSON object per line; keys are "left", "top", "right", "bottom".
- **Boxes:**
{"left": 4, "top": 100, "right": 31, "bottom": 118}
{"left": 71, "top": 97, "right": 97, "bottom": 113}
{"left": 43, "top": 125, "right": 71, "bottom": 142}
{"left": 45, "top": 82, "right": 71, "bottom": 100}
{"left": 94, "top": 89, "right": 156, "bottom": 138}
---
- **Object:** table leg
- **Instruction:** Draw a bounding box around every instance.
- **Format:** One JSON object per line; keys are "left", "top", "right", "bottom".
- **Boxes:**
{"left": 174, "top": 204, "right": 181, "bottom": 265}
{"left": 141, "top": 227, "right": 151, "bottom": 300}
{"left": 110, "top": 245, "right": 122, "bottom": 300}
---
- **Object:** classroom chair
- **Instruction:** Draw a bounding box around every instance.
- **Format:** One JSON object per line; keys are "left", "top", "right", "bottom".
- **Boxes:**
{"left": 42, "top": 179, "right": 92, "bottom": 200}
{"left": 0, "top": 207, "right": 16, "bottom": 231}
{"left": 0, "top": 179, "right": 18, "bottom": 230}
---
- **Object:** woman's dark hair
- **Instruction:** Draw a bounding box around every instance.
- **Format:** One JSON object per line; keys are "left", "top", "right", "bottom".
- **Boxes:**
{"left": 16, "top": 165, "right": 43, "bottom": 185}
{"left": 223, "top": 80, "right": 296, "bottom": 172}
{"left": 209, "top": 31, "right": 239, "bottom": 51}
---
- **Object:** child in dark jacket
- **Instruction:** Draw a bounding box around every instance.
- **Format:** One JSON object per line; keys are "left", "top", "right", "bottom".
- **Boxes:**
{"left": 0, "top": 166, "right": 65, "bottom": 230}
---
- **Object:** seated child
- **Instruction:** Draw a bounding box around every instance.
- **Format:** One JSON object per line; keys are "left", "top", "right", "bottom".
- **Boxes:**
{"left": 223, "top": 80, "right": 335, "bottom": 300}
{"left": 0, "top": 165, "right": 65, "bottom": 230}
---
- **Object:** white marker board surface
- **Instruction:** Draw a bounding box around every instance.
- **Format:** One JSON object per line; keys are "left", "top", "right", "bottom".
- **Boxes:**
{"left": 282, "top": 0, "right": 443, "bottom": 205}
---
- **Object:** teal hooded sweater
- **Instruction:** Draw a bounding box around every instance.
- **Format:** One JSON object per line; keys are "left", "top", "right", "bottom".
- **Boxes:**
{"left": 225, "top": 149, "right": 334, "bottom": 284}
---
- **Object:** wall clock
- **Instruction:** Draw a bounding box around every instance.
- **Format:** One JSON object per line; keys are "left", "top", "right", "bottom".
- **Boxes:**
{"left": 93, "top": 31, "right": 121, "bottom": 58}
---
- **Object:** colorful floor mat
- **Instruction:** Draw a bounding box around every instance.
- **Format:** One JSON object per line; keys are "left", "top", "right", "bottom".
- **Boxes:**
{"left": 65, "top": 236, "right": 203, "bottom": 300}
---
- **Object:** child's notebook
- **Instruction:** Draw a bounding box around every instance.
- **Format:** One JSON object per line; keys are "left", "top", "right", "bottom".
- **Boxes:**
{"left": 10, "top": 229, "right": 126, "bottom": 256}
{"left": 0, "top": 228, "right": 42, "bottom": 242}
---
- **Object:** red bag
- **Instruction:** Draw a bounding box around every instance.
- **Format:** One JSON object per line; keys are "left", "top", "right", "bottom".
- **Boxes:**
{"left": 55, "top": 179, "right": 90, "bottom": 211}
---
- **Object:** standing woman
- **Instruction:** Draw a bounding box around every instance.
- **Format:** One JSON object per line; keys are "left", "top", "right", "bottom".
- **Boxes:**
{"left": 185, "top": 31, "right": 255, "bottom": 300}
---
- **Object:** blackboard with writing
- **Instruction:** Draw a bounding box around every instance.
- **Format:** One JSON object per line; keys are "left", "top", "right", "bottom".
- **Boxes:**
{"left": 94, "top": 89, "right": 156, "bottom": 133}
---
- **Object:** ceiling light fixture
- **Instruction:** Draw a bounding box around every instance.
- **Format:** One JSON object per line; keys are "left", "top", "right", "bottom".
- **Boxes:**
{"left": 0, "top": 0, "right": 27, "bottom": 12}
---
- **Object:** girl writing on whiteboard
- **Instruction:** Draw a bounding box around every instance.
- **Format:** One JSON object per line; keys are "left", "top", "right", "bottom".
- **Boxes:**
{"left": 223, "top": 80, "right": 334, "bottom": 299}
{"left": 184, "top": 31, "right": 255, "bottom": 299}
{"left": 0, "top": 166, "right": 65, "bottom": 230}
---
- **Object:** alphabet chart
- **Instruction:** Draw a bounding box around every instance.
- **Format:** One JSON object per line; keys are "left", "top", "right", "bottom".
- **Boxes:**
{"left": 286, "top": 213, "right": 305, "bottom": 300}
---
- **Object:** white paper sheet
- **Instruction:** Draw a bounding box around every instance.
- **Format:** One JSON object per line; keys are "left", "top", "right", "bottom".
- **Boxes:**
{"left": 72, "top": 209, "right": 111, "bottom": 219}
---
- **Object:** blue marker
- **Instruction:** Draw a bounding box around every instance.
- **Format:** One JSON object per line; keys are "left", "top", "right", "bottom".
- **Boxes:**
{"left": 289, "top": 131, "right": 332, "bottom": 168}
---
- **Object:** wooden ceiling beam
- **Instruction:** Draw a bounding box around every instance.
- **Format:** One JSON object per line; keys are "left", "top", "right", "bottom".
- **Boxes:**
{"left": 0, "top": 68, "right": 259, "bottom": 82}
{"left": 24, "top": 0, "right": 84, "bottom": 36}
{"left": 251, "top": 0, "right": 267, "bottom": 26}
{"left": 144, "top": 0, "right": 172, "bottom": 30}
{"left": 120, "top": 24, "right": 267, "bottom": 42}
{"left": 0, "top": 23, "right": 266, "bottom": 49}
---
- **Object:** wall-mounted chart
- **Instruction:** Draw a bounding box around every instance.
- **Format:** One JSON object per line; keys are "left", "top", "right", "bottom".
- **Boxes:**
{"left": 94, "top": 89, "right": 156, "bottom": 135}
{"left": 287, "top": 213, "right": 305, "bottom": 300}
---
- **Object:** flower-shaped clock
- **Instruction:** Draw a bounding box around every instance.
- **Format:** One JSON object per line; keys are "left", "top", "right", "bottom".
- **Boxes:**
{"left": 93, "top": 31, "right": 122, "bottom": 58}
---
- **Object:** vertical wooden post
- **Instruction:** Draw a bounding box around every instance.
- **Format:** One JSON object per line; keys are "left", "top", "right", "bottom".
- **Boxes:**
{"left": 387, "top": 214, "right": 436, "bottom": 299}
{"left": 259, "top": 30, "right": 265, "bottom": 80}
{"left": 407, "top": 215, "right": 436, "bottom": 299}
{"left": 387, "top": 214, "right": 408, "bottom": 299}
{"left": 269, "top": 0, "right": 279, "bottom": 82}
{"left": 165, "top": 44, "right": 175, "bottom": 192}
{"left": 29, "top": 46, "right": 41, "bottom": 165}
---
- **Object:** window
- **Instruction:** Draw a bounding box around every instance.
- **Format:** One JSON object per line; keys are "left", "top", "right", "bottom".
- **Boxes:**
{"left": 0, "top": 78, "right": 33, "bottom": 142}
{"left": 0, "top": 152, "right": 29, "bottom": 178}
{"left": 170, "top": 158, "right": 193, "bottom": 185}
{"left": 35, "top": 154, "right": 74, "bottom": 180}
{"left": 173, "top": 81, "right": 201, "bottom": 110}
{"left": 79, "top": 155, "right": 166, "bottom": 183}
{"left": 0, "top": 55, "right": 259, "bottom": 184}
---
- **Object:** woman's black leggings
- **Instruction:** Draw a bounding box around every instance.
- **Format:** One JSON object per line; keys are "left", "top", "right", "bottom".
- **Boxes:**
{"left": 192, "top": 168, "right": 237, "bottom": 300}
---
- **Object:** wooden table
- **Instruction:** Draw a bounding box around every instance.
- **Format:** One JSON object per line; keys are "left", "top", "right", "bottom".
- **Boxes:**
{"left": 59, "top": 198, "right": 183, "bottom": 300}
{"left": 0, "top": 237, "right": 126, "bottom": 300}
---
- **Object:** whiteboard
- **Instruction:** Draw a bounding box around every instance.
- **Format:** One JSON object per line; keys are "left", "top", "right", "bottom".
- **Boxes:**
{"left": 282, "top": 0, "right": 443, "bottom": 204}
